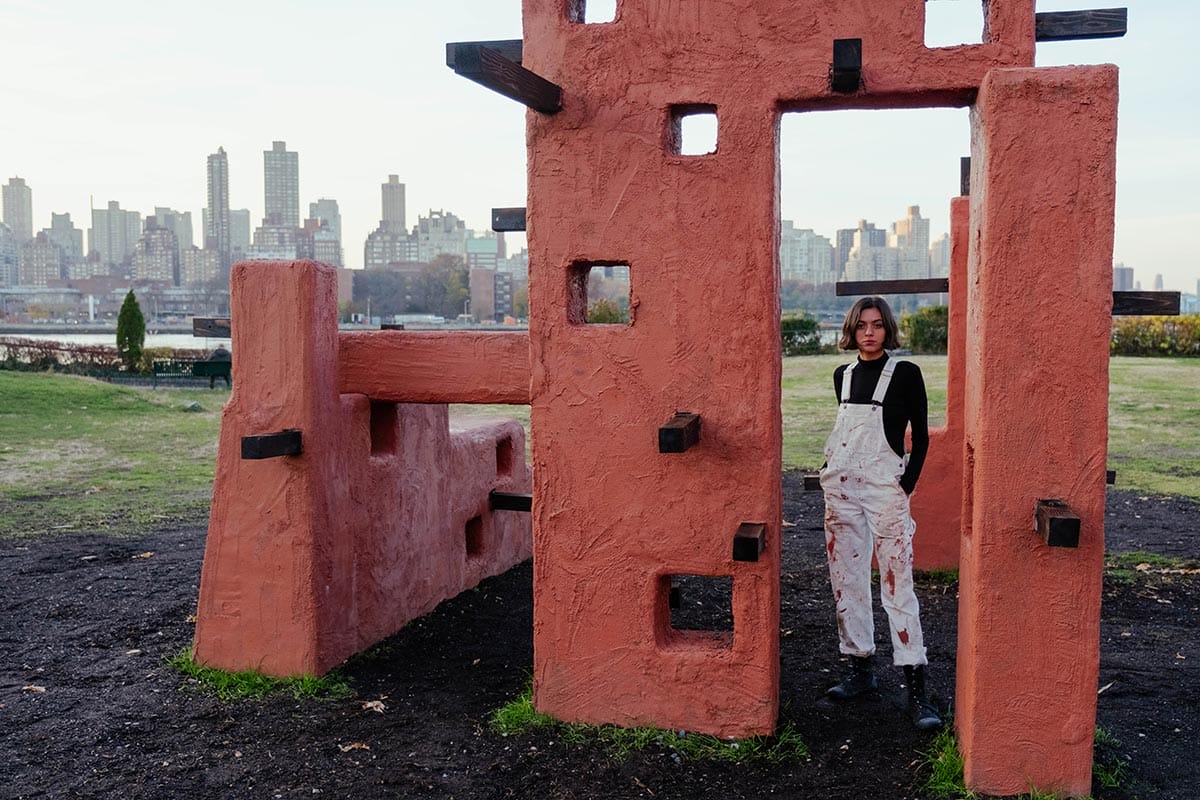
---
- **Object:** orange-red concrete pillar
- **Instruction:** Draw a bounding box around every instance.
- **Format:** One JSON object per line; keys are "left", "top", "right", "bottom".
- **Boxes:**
{"left": 523, "top": 2, "right": 780, "bottom": 738}
{"left": 957, "top": 66, "right": 1116, "bottom": 797}
{"left": 911, "top": 195, "right": 969, "bottom": 569}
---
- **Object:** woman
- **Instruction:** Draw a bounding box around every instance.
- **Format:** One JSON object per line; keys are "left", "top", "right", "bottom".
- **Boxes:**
{"left": 819, "top": 296, "right": 940, "bottom": 730}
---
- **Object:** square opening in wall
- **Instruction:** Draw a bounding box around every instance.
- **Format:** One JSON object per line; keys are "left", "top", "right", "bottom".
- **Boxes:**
{"left": 661, "top": 574, "right": 733, "bottom": 646}
{"left": 567, "top": 261, "right": 631, "bottom": 325}
{"left": 465, "top": 515, "right": 484, "bottom": 558}
{"left": 569, "top": 0, "right": 617, "bottom": 23}
{"left": 496, "top": 436, "right": 514, "bottom": 477}
{"left": 669, "top": 105, "right": 718, "bottom": 156}
{"left": 924, "top": 0, "right": 983, "bottom": 47}
{"left": 370, "top": 401, "right": 399, "bottom": 455}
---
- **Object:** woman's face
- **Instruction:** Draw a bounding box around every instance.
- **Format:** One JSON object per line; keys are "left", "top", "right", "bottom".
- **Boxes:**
{"left": 855, "top": 307, "right": 886, "bottom": 360}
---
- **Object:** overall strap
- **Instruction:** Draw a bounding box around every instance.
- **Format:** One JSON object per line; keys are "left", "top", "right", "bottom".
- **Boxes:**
{"left": 840, "top": 362, "right": 856, "bottom": 403}
{"left": 871, "top": 359, "right": 899, "bottom": 405}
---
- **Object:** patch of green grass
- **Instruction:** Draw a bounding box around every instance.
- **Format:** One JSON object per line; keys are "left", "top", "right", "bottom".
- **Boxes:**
{"left": 1092, "top": 727, "right": 1130, "bottom": 790}
{"left": 917, "top": 567, "right": 959, "bottom": 584}
{"left": 490, "top": 685, "right": 808, "bottom": 763}
{"left": 167, "top": 647, "right": 353, "bottom": 701}
{"left": 0, "top": 371, "right": 227, "bottom": 538}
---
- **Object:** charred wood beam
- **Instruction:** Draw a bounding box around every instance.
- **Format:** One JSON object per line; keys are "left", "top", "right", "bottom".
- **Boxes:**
{"left": 1035, "top": 8, "right": 1127, "bottom": 42}
{"left": 732, "top": 523, "right": 766, "bottom": 562}
{"left": 830, "top": 38, "right": 862, "bottom": 93}
{"left": 1112, "top": 291, "right": 1180, "bottom": 316}
{"left": 447, "top": 41, "right": 561, "bottom": 114}
{"left": 445, "top": 39, "right": 523, "bottom": 68}
{"left": 492, "top": 207, "right": 527, "bottom": 232}
{"left": 489, "top": 491, "right": 532, "bottom": 513}
{"left": 194, "top": 317, "right": 231, "bottom": 338}
{"left": 960, "top": 156, "right": 971, "bottom": 197}
{"left": 659, "top": 412, "right": 701, "bottom": 453}
{"left": 836, "top": 279, "right": 949, "bottom": 296}
{"left": 242, "top": 429, "right": 302, "bottom": 460}
{"left": 1036, "top": 499, "right": 1080, "bottom": 548}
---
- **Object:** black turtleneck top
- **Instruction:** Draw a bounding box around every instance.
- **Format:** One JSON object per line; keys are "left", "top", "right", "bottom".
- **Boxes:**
{"left": 831, "top": 353, "right": 929, "bottom": 494}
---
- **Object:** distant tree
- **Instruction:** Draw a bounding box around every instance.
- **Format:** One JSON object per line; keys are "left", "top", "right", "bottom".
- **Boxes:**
{"left": 115, "top": 290, "right": 146, "bottom": 371}
{"left": 781, "top": 313, "right": 823, "bottom": 356}
{"left": 899, "top": 305, "right": 948, "bottom": 354}
{"left": 512, "top": 286, "right": 529, "bottom": 319}
{"left": 410, "top": 254, "right": 469, "bottom": 319}
{"left": 586, "top": 297, "right": 628, "bottom": 324}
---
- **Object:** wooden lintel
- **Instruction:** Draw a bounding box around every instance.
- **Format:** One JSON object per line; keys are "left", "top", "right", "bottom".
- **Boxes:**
{"left": 1112, "top": 291, "right": 1180, "bottom": 316}
{"left": 658, "top": 412, "right": 701, "bottom": 453}
{"left": 489, "top": 490, "right": 532, "bottom": 512}
{"left": 830, "top": 38, "right": 862, "bottom": 94}
{"left": 445, "top": 39, "right": 522, "bottom": 68}
{"left": 1035, "top": 499, "right": 1080, "bottom": 548}
{"left": 1035, "top": 9, "right": 1127, "bottom": 42}
{"left": 241, "top": 429, "right": 302, "bottom": 460}
{"left": 836, "top": 279, "right": 949, "bottom": 297}
{"left": 732, "top": 522, "right": 766, "bottom": 562}
{"left": 447, "top": 42, "right": 561, "bottom": 114}
{"left": 492, "top": 207, "right": 527, "bottom": 232}
{"left": 193, "top": 317, "right": 231, "bottom": 338}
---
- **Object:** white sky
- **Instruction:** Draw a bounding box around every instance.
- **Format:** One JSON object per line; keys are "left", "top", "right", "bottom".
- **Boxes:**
{"left": 1, "top": 0, "right": 1197, "bottom": 293}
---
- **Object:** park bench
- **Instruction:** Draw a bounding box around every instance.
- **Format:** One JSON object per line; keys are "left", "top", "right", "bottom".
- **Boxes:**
{"left": 152, "top": 358, "right": 231, "bottom": 389}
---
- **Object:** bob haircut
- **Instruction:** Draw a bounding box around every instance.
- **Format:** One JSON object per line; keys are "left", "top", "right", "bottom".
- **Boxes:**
{"left": 839, "top": 296, "right": 901, "bottom": 351}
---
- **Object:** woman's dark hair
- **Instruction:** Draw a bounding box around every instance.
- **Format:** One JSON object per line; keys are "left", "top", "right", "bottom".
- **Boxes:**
{"left": 838, "top": 296, "right": 900, "bottom": 351}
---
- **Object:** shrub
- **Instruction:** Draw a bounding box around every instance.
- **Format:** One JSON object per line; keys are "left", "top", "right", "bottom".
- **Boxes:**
{"left": 116, "top": 290, "right": 146, "bottom": 371}
{"left": 587, "top": 298, "right": 628, "bottom": 324}
{"left": 900, "top": 305, "right": 948, "bottom": 354}
{"left": 781, "top": 313, "right": 824, "bottom": 356}
{"left": 1110, "top": 314, "right": 1200, "bottom": 357}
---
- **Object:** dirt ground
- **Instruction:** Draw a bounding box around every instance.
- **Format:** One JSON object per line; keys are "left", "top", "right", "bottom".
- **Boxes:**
{"left": 1, "top": 474, "right": 1196, "bottom": 800}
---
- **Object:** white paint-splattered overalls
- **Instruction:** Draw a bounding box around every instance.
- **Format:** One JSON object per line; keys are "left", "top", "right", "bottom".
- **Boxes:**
{"left": 819, "top": 359, "right": 927, "bottom": 666}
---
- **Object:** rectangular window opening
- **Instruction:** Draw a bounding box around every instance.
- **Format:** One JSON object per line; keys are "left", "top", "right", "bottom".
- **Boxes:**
{"left": 370, "top": 401, "right": 399, "bottom": 455}
{"left": 571, "top": 0, "right": 617, "bottom": 24}
{"left": 567, "top": 261, "right": 631, "bottom": 325}
{"left": 668, "top": 105, "right": 718, "bottom": 156}
{"left": 924, "top": 0, "right": 984, "bottom": 48}
{"left": 659, "top": 574, "right": 733, "bottom": 647}
{"left": 465, "top": 515, "right": 485, "bottom": 558}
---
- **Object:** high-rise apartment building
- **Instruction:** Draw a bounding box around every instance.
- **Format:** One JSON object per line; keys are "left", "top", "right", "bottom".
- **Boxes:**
{"left": 45, "top": 213, "right": 84, "bottom": 273}
{"left": 181, "top": 247, "right": 221, "bottom": 287}
{"left": 308, "top": 198, "right": 341, "bottom": 241}
{"left": 89, "top": 201, "right": 142, "bottom": 269}
{"left": 1153, "top": 273, "right": 1164, "bottom": 291}
{"left": 264, "top": 141, "right": 299, "bottom": 227}
{"left": 206, "top": 147, "right": 231, "bottom": 272}
{"left": 889, "top": 205, "right": 931, "bottom": 280}
{"left": 1113, "top": 263, "right": 1134, "bottom": 292}
{"left": 417, "top": 210, "right": 467, "bottom": 262}
{"left": 230, "top": 209, "right": 251, "bottom": 255}
{"left": 835, "top": 220, "right": 886, "bottom": 279}
{"left": 843, "top": 228, "right": 900, "bottom": 282}
{"left": 18, "top": 232, "right": 64, "bottom": 286}
{"left": 2, "top": 177, "right": 33, "bottom": 242}
{"left": 382, "top": 175, "right": 406, "bottom": 233}
{"left": 0, "top": 222, "right": 17, "bottom": 286}
{"left": 779, "top": 221, "right": 835, "bottom": 284}
{"left": 929, "top": 232, "right": 951, "bottom": 278}
{"left": 131, "top": 219, "right": 179, "bottom": 284}
{"left": 154, "top": 207, "right": 194, "bottom": 257}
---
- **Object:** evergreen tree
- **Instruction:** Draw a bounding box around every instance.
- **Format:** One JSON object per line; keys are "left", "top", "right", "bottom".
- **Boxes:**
{"left": 116, "top": 290, "right": 146, "bottom": 371}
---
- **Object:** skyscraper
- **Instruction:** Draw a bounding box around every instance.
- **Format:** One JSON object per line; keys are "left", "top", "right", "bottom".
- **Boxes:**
{"left": 2, "top": 177, "right": 33, "bottom": 243}
{"left": 89, "top": 201, "right": 142, "bottom": 270}
{"left": 264, "top": 141, "right": 299, "bottom": 227}
{"left": 45, "top": 213, "right": 84, "bottom": 273}
{"left": 206, "top": 147, "right": 231, "bottom": 272}
{"left": 230, "top": 209, "right": 251, "bottom": 254}
{"left": 308, "top": 198, "right": 342, "bottom": 240}
{"left": 382, "top": 175, "right": 406, "bottom": 234}
{"left": 1113, "top": 263, "right": 1134, "bottom": 291}
{"left": 0, "top": 222, "right": 18, "bottom": 286}
{"left": 889, "top": 205, "right": 930, "bottom": 279}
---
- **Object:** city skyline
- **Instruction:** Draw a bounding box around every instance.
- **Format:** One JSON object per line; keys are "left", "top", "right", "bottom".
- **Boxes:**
{"left": 1, "top": 1, "right": 1197, "bottom": 292}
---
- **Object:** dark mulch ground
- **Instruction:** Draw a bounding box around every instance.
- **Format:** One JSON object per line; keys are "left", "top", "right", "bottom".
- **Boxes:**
{"left": 1, "top": 476, "right": 1196, "bottom": 799}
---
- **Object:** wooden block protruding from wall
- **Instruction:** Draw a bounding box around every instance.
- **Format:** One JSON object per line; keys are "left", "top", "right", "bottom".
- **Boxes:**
{"left": 194, "top": 317, "right": 231, "bottom": 338}
{"left": 1035, "top": 499, "right": 1081, "bottom": 548}
{"left": 489, "top": 490, "right": 533, "bottom": 512}
{"left": 492, "top": 207, "right": 527, "bottom": 232}
{"left": 241, "top": 429, "right": 303, "bottom": 460}
{"left": 446, "top": 41, "right": 561, "bottom": 114}
{"left": 1035, "top": 9, "right": 1127, "bottom": 42}
{"left": 803, "top": 474, "right": 821, "bottom": 491}
{"left": 1112, "top": 291, "right": 1181, "bottom": 316}
{"left": 831, "top": 38, "right": 862, "bottom": 93}
{"left": 658, "top": 412, "right": 701, "bottom": 453}
{"left": 960, "top": 156, "right": 971, "bottom": 197}
{"left": 732, "top": 523, "right": 766, "bottom": 562}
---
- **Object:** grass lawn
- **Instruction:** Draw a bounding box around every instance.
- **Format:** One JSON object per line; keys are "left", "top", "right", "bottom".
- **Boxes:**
{"left": 0, "top": 355, "right": 1195, "bottom": 538}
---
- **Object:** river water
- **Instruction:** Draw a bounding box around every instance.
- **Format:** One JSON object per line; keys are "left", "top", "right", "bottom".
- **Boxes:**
{"left": 1, "top": 332, "right": 230, "bottom": 351}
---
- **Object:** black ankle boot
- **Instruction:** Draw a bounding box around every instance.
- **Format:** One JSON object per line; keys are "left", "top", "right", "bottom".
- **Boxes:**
{"left": 904, "top": 664, "right": 942, "bottom": 730}
{"left": 826, "top": 655, "right": 877, "bottom": 700}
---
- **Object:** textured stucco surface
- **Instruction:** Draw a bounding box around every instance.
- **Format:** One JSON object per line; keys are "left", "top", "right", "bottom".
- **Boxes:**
{"left": 193, "top": 261, "right": 532, "bottom": 676}
{"left": 956, "top": 66, "right": 1117, "bottom": 797}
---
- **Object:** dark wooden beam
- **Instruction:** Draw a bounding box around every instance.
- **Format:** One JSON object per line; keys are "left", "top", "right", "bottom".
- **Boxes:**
{"left": 492, "top": 207, "right": 527, "bottom": 232}
{"left": 445, "top": 39, "right": 523, "bottom": 68}
{"left": 241, "top": 429, "right": 302, "bottom": 460}
{"left": 836, "top": 278, "right": 949, "bottom": 297}
{"left": 658, "top": 412, "right": 701, "bottom": 453}
{"left": 1035, "top": 8, "right": 1127, "bottom": 42}
{"left": 732, "top": 523, "right": 766, "bottom": 562}
{"left": 803, "top": 474, "right": 821, "bottom": 491}
{"left": 960, "top": 156, "right": 971, "bottom": 197}
{"left": 1112, "top": 291, "right": 1180, "bottom": 316}
{"left": 830, "top": 38, "right": 862, "bottom": 94}
{"left": 1106, "top": 469, "right": 1116, "bottom": 486}
{"left": 489, "top": 490, "right": 532, "bottom": 513}
{"left": 447, "top": 42, "right": 561, "bottom": 114}
{"left": 193, "top": 317, "right": 231, "bottom": 338}
{"left": 1036, "top": 499, "right": 1080, "bottom": 548}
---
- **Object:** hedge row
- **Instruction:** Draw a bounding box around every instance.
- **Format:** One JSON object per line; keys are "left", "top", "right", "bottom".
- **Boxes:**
{"left": 0, "top": 337, "right": 208, "bottom": 375}
{"left": 1110, "top": 315, "right": 1200, "bottom": 357}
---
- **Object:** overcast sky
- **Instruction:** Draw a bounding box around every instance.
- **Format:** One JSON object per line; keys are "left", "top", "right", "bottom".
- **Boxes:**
{"left": 1, "top": 0, "right": 1196, "bottom": 293}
